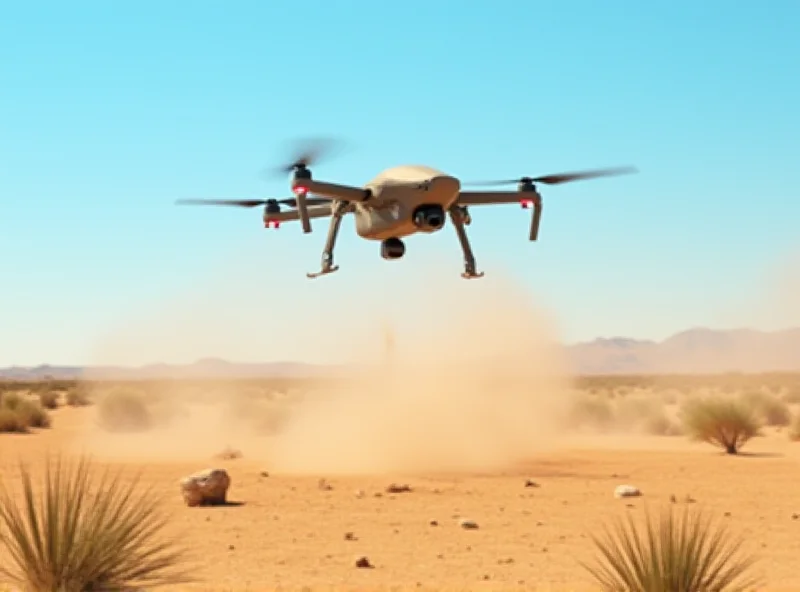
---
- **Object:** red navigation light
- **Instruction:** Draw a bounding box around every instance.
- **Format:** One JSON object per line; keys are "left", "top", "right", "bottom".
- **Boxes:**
{"left": 520, "top": 198, "right": 535, "bottom": 209}
{"left": 265, "top": 220, "right": 280, "bottom": 229}
{"left": 293, "top": 185, "right": 308, "bottom": 196}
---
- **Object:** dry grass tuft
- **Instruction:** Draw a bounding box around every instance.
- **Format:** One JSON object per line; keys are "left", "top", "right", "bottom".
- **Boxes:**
{"left": 680, "top": 396, "right": 761, "bottom": 454}
{"left": 0, "top": 454, "right": 192, "bottom": 591}
{"left": 582, "top": 505, "right": 761, "bottom": 592}
{"left": 0, "top": 394, "right": 51, "bottom": 433}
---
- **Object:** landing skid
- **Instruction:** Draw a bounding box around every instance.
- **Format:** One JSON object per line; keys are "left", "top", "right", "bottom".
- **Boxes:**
{"left": 307, "top": 265, "right": 340, "bottom": 279}
{"left": 461, "top": 271, "right": 485, "bottom": 280}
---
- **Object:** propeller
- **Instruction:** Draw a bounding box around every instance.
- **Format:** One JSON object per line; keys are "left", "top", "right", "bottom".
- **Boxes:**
{"left": 175, "top": 197, "right": 330, "bottom": 208}
{"left": 260, "top": 137, "right": 347, "bottom": 234}
{"left": 463, "top": 166, "right": 638, "bottom": 187}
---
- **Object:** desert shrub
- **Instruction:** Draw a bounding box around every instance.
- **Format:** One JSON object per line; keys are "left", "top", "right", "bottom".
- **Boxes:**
{"left": 740, "top": 391, "right": 791, "bottom": 427}
{"left": 681, "top": 396, "right": 761, "bottom": 454}
{"left": 38, "top": 390, "right": 59, "bottom": 410}
{"left": 1, "top": 392, "right": 24, "bottom": 411}
{"left": 97, "top": 388, "right": 152, "bottom": 432}
{"left": 65, "top": 388, "right": 91, "bottom": 406}
{"left": 0, "top": 408, "right": 29, "bottom": 433}
{"left": 15, "top": 400, "right": 51, "bottom": 428}
{"left": 0, "top": 395, "right": 51, "bottom": 431}
{"left": 582, "top": 505, "right": 760, "bottom": 592}
{"left": 0, "top": 454, "right": 191, "bottom": 590}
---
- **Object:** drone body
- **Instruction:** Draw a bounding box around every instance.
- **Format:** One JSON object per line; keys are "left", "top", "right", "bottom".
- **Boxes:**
{"left": 177, "top": 142, "right": 637, "bottom": 279}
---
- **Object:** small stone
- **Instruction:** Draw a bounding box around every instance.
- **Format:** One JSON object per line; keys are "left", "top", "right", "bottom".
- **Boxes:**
{"left": 524, "top": 479, "right": 540, "bottom": 488}
{"left": 791, "top": 513, "right": 799, "bottom": 520}
{"left": 344, "top": 532, "right": 357, "bottom": 541}
{"left": 385, "top": 483, "right": 412, "bottom": 493}
{"left": 459, "top": 519, "right": 479, "bottom": 530}
{"left": 215, "top": 447, "right": 242, "bottom": 460}
{"left": 355, "top": 556, "right": 373, "bottom": 569}
{"left": 259, "top": 471, "right": 269, "bottom": 478}
{"left": 614, "top": 484, "right": 641, "bottom": 499}
{"left": 429, "top": 520, "right": 438, "bottom": 526}
{"left": 354, "top": 490, "right": 365, "bottom": 498}
{"left": 318, "top": 478, "right": 333, "bottom": 491}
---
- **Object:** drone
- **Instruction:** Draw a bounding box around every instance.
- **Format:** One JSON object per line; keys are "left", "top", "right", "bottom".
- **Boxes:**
{"left": 176, "top": 140, "right": 637, "bottom": 279}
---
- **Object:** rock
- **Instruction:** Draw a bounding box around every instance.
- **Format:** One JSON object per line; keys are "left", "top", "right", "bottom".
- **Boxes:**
{"left": 385, "top": 483, "right": 412, "bottom": 493}
{"left": 459, "top": 518, "right": 479, "bottom": 530}
{"left": 344, "top": 532, "right": 357, "bottom": 541}
{"left": 524, "top": 479, "right": 540, "bottom": 488}
{"left": 355, "top": 556, "right": 373, "bottom": 569}
{"left": 614, "top": 484, "right": 641, "bottom": 499}
{"left": 180, "top": 468, "right": 231, "bottom": 507}
{"left": 318, "top": 478, "right": 333, "bottom": 491}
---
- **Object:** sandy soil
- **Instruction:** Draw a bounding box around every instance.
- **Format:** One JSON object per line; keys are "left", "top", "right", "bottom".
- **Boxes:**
{"left": 1, "top": 404, "right": 799, "bottom": 592}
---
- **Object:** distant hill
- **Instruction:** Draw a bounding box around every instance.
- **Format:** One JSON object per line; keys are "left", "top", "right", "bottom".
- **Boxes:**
{"left": 2, "top": 328, "right": 799, "bottom": 380}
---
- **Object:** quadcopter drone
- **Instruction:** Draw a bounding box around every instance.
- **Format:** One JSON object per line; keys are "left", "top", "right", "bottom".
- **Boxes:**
{"left": 177, "top": 140, "right": 637, "bottom": 279}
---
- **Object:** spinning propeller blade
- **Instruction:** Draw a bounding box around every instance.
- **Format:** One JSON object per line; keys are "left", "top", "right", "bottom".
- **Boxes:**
{"left": 175, "top": 197, "right": 330, "bottom": 208}
{"left": 463, "top": 166, "right": 638, "bottom": 187}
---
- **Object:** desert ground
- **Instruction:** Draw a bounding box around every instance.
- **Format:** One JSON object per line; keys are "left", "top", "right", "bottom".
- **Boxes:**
{"left": 1, "top": 372, "right": 800, "bottom": 592}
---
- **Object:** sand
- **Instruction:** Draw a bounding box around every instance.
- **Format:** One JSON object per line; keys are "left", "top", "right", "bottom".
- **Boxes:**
{"left": 2, "top": 265, "right": 799, "bottom": 591}
{"left": 2, "top": 406, "right": 800, "bottom": 591}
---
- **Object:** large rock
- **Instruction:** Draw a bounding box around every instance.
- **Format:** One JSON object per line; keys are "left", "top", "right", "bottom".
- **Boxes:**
{"left": 180, "top": 468, "right": 231, "bottom": 507}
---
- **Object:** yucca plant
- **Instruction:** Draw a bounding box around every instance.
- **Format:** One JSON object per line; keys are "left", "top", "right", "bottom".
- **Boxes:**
{"left": 0, "top": 454, "right": 192, "bottom": 591}
{"left": 581, "top": 505, "right": 761, "bottom": 592}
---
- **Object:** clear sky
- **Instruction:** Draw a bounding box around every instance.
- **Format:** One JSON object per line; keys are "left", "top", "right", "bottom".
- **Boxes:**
{"left": 2, "top": 1, "right": 799, "bottom": 366}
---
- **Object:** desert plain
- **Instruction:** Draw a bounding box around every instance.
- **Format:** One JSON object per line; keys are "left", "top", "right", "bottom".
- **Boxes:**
{"left": 1, "top": 369, "right": 800, "bottom": 592}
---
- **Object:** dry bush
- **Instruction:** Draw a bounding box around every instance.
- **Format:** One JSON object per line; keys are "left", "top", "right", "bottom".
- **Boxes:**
{"left": 582, "top": 505, "right": 760, "bottom": 592}
{"left": 38, "top": 391, "right": 59, "bottom": 410}
{"left": 0, "top": 394, "right": 51, "bottom": 432}
{"left": 680, "top": 396, "right": 761, "bottom": 454}
{"left": 0, "top": 408, "right": 28, "bottom": 433}
{"left": 0, "top": 454, "right": 192, "bottom": 590}
{"left": 740, "top": 391, "right": 791, "bottom": 427}
{"left": 65, "top": 387, "right": 91, "bottom": 407}
{"left": 97, "top": 388, "right": 153, "bottom": 433}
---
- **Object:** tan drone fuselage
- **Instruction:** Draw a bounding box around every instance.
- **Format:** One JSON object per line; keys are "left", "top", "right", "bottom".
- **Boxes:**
{"left": 297, "top": 165, "right": 461, "bottom": 241}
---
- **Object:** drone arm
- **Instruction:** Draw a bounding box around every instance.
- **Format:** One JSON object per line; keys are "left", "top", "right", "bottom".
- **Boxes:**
{"left": 456, "top": 191, "right": 542, "bottom": 241}
{"left": 265, "top": 204, "right": 334, "bottom": 223}
{"left": 455, "top": 191, "right": 521, "bottom": 206}
{"left": 293, "top": 179, "right": 371, "bottom": 203}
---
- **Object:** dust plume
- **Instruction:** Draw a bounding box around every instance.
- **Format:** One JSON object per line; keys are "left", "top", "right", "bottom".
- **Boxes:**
{"left": 262, "top": 263, "right": 574, "bottom": 475}
{"left": 74, "top": 248, "right": 573, "bottom": 473}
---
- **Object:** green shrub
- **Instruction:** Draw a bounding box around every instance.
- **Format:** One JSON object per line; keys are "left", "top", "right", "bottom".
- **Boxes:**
{"left": 38, "top": 391, "right": 59, "bottom": 410}
{"left": 0, "top": 454, "right": 192, "bottom": 590}
{"left": 681, "top": 396, "right": 761, "bottom": 454}
{"left": 97, "top": 388, "right": 152, "bottom": 432}
{"left": 582, "top": 505, "right": 760, "bottom": 592}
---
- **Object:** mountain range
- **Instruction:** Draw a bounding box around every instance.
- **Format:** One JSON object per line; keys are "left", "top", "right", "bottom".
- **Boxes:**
{"left": 2, "top": 327, "right": 799, "bottom": 380}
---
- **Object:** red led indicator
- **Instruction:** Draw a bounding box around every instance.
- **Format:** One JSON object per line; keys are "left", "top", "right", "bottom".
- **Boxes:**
{"left": 266, "top": 220, "right": 280, "bottom": 229}
{"left": 520, "top": 199, "right": 534, "bottom": 209}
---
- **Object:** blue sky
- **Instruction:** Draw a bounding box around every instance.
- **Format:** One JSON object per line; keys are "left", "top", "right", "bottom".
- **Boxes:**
{"left": 2, "top": 0, "right": 799, "bottom": 366}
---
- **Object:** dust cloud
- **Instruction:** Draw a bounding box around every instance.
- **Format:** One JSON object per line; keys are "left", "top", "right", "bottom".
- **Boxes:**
{"left": 264, "top": 269, "right": 573, "bottom": 475}
{"left": 76, "top": 251, "right": 574, "bottom": 475}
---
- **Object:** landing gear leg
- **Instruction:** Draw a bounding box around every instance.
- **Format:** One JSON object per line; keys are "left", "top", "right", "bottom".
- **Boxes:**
{"left": 447, "top": 205, "right": 484, "bottom": 279}
{"left": 307, "top": 200, "right": 348, "bottom": 279}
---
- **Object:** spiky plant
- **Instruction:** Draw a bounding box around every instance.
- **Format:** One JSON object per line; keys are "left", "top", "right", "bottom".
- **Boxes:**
{"left": 582, "top": 505, "right": 760, "bottom": 592}
{"left": 0, "top": 454, "right": 192, "bottom": 591}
